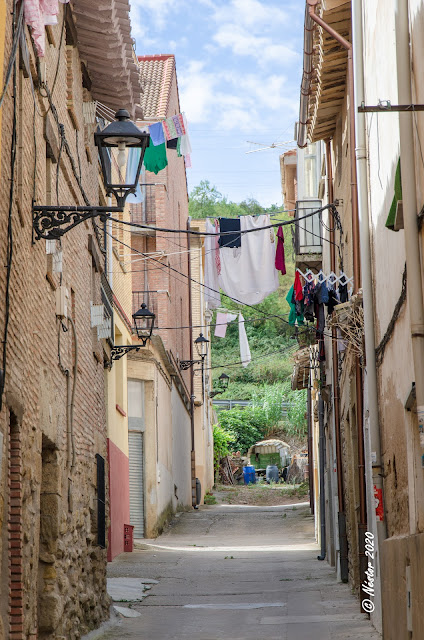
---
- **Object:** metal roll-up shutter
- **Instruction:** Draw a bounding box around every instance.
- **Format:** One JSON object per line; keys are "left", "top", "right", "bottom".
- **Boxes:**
{"left": 128, "top": 431, "right": 144, "bottom": 538}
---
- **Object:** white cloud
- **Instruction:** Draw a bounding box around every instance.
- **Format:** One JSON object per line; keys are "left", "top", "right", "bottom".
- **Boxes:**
{"left": 131, "top": 0, "right": 186, "bottom": 31}
{"left": 213, "top": 0, "right": 289, "bottom": 30}
{"left": 213, "top": 24, "right": 298, "bottom": 65}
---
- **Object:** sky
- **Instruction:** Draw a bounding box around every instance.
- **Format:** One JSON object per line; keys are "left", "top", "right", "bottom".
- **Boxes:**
{"left": 129, "top": 1, "right": 304, "bottom": 208}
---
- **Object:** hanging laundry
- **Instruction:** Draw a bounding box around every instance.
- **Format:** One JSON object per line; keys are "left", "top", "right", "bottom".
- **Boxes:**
{"left": 204, "top": 220, "right": 221, "bottom": 310}
{"left": 143, "top": 140, "right": 168, "bottom": 174}
{"left": 286, "top": 285, "right": 304, "bottom": 326}
{"left": 25, "top": 0, "right": 69, "bottom": 57}
{"left": 177, "top": 137, "right": 182, "bottom": 157}
{"left": 238, "top": 314, "right": 251, "bottom": 367}
{"left": 148, "top": 122, "right": 165, "bottom": 146}
{"left": 180, "top": 113, "right": 192, "bottom": 156}
{"left": 214, "top": 219, "right": 221, "bottom": 275}
{"left": 218, "top": 215, "right": 279, "bottom": 305}
{"left": 214, "top": 312, "right": 237, "bottom": 338}
{"left": 125, "top": 148, "right": 143, "bottom": 203}
{"left": 338, "top": 281, "right": 349, "bottom": 303}
{"left": 167, "top": 138, "right": 179, "bottom": 149}
{"left": 184, "top": 154, "right": 192, "bottom": 169}
{"left": 163, "top": 114, "right": 186, "bottom": 140}
{"left": 294, "top": 271, "right": 304, "bottom": 301}
{"left": 275, "top": 226, "right": 286, "bottom": 275}
{"left": 218, "top": 218, "right": 241, "bottom": 248}
{"left": 326, "top": 289, "right": 339, "bottom": 315}
{"left": 315, "top": 280, "right": 329, "bottom": 304}
{"left": 303, "top": 278, "right": 315, "bottom": 322}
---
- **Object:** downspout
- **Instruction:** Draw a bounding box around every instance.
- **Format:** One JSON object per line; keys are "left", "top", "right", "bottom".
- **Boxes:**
{"left": 187, "top": 217, "right": 197, "bottom": 508}
{"left": 395, "top": 0, "right": 424, "bottom": 534}
{"left": 317, "top": 393, "right": 326, "bottom": 560}
{"left": 352, "top": 0, "right": 385, "bottom": 630}
{"left": 307, "top": 379, "right": 314, "bottom": 515}
{"left": 306, "top": 0, "right": 368, "bottom": 605}
{"left": 326, "top": 139, "right": 348, "bottom": 582}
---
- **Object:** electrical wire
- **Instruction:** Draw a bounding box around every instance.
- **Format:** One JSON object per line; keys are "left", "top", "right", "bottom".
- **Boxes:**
{"left": 109, "top": 203, "right": 338, "bottom": 237}
{"left": 0, "top": 4, "right": 18, "bottom": 412}
{"left": 0, "top": 1, "right": 23, "bottom": 110}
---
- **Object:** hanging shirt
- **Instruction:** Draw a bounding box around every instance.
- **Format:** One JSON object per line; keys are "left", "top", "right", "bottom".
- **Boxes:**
{"left": 218, "top": 215, "right": 279, "bottom": 305}
{"left": 214, "top": 219, "right": 221, "bottom": 275}
{"left": 286, "top": 285, "right": 304, "bottom": 326}
{"left": 214, "top": 312, "right": 237, "bottom": 338}
{"left": 149, "top": 122, "right": 165, "bottom": 146}
{"left": 275, "top": 226, "right": 286, "bottom": 275}
{"left": 143, "top": 140, "right": 168, "bottom": 174}
{"left": 204, "top": 220, "right": 221, "bottom": 310}
{"left": 218, "top": 218, "right": 241, "bottom": 248}
{"left": 294, "top": 271, "right": 304, "bottom": 301}
{"left": 238, "top": 314, "right": 251, "bottom": 367}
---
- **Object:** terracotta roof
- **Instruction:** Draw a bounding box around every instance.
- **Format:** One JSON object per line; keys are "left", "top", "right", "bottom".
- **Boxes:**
{"left": 138, "top": 54, "right": 175, "bottom": 120}
{"left": 71, "top": 0, "right": 143, "bottom": 119}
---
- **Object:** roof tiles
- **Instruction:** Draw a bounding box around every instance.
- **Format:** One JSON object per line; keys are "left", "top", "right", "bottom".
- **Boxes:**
{"left": 138, "top": 55, "right": 175, "bottom": 120}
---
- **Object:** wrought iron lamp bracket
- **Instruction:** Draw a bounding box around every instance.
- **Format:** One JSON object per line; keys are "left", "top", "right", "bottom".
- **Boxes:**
{"left": 179, "top": 359, "right": 202, "bottom": 371}
{"left": 110, "top": 345, "right": 141, "bottom": 362}
{"left": 32, "top": 205, "right": 123, "bottom": 241}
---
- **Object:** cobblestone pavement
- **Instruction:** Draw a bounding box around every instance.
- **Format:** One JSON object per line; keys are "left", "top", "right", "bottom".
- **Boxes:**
{"left": 91, "top": 503, "right": 382, "bottom": 640}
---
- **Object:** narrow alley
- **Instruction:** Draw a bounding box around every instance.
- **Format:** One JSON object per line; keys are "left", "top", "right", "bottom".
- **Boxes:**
{"left": 97, "top": 504, "right": 381, "bottom": 640}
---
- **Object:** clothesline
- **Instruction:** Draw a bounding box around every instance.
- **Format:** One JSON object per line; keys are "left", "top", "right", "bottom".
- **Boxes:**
{"left": 296, "top": 268, "right": 354, "bottom": 289}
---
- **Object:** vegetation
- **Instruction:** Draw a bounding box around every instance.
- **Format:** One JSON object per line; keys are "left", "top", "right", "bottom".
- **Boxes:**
{"left": 189, "top": 182, "right": 309, "bottom": 459}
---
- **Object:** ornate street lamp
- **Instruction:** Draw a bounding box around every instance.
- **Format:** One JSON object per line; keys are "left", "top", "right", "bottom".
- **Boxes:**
{"left": 209, "top": 372, "right": 230, "bottom": 398}
{"left": 180, "top": 333, "right": 210, "bottom": 370}
{"left": 110, "top": 303, "right": 155, "bottom": 362}
{"left": 33, "top": 109, "right": 150, "bottom": 240}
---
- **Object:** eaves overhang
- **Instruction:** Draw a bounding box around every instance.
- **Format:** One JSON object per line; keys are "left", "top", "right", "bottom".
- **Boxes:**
{"left": 71, "top": 0, "right": 143, "bottom": 119}
{"left": 298, "top": 0, "right": 351, "bottom": 147}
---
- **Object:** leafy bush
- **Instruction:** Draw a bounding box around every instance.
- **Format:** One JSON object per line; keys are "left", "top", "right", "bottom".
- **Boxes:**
{"left": 218, "top": 407, "right": 268, "bottom": 454}
{"left": 212, "top": 424, "right": 234, "bottom": 480}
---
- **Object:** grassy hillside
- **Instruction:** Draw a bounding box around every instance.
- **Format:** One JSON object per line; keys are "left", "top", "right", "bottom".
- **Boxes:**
{"left": 190, "top": 182, "right": 308, "bottom": 453}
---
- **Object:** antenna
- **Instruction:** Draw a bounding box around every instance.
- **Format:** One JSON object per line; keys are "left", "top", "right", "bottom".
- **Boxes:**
{"left": 245, "top": 140, "right": 295, "bottom": 154}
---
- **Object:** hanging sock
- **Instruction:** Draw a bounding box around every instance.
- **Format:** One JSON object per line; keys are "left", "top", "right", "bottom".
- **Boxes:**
{"left": 275, "top": 226, "right": 286, "bottom": 275}
{"left": 238, "top": 313, "right": 251, "bottom": 367}
{"left": 143, "top": 140, "right": 168, "bottom": 174}
{"left": 148, "top": 122, "right": 165, "bottom": 146}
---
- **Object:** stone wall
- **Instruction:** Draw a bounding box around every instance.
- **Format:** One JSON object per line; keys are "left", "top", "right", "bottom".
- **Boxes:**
{"left": 0, "top": 5, "right": 111, "bottom": 638}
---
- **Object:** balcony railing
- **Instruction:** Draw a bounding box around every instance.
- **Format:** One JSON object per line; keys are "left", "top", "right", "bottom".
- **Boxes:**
{"left": 129, "top": 185, "right": 156, "bottom": 226}
{"left": 294, "top": 199, "right": 323, "bottom": 256}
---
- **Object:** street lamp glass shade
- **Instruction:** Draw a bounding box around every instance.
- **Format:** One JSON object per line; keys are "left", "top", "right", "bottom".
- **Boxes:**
{"left": 94, "top": 109, "right": 150, "bottom": 206}
{"left": 218, "top": 373, "right": 230, "bottom": 390}
{"left": 132, "top": 303, "right": 155, "bottom": 345}
{"left": 194, "top": 333, "right": 209, "bottom": 358}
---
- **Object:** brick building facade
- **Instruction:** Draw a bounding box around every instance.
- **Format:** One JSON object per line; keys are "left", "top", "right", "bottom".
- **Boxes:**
{"left": 0, "top": 2, "right": 141, "bottom": 637}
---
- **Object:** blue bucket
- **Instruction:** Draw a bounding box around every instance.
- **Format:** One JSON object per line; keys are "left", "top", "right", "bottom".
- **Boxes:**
{"left": 243, "top": 465, "right": 256, "bottom": 485}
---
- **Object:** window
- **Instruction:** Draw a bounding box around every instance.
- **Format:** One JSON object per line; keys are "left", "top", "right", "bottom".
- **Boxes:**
{"left": 128, "top": 380, "right": 145, "bottom": 431}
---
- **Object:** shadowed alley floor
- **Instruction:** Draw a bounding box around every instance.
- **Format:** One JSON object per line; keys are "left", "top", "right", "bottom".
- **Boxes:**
{"left": 95, "top": 503, "right": 381, "bottom": 640}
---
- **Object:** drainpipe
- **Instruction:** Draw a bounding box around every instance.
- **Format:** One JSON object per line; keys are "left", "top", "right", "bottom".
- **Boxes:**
{"left": 306, "top": 0, "right": 368, "bottom": 607}
{"left": 395, "top": 0, "right": 424, "bottom": 534}
{"left": 307, "top": 379, "right": 314, "bottom": 515}
{"left": 317, "top": 393, "right": 326, "bottom": 560}
{"left": 326, "top": 139, "right": 348, "bottom": 582}
{"left": 352, "top": 0, "right": 385, "bottom": 630}
{"left": 187, "top": 217, "right": 197, "bottom": 508}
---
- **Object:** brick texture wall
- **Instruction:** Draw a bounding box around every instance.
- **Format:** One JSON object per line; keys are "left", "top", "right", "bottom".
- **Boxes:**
{"left": 0, "top": 6, "right": 110, "bottom": 638}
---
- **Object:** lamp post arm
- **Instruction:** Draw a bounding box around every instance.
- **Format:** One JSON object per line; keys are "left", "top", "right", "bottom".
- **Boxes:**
{"left": 32, "top": 205, "right": 123, "bottom": 241}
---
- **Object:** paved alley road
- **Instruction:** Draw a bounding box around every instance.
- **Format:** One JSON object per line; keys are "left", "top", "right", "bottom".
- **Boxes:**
{"left": 100, "top": 503, "right": 381, "bottom": 640}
